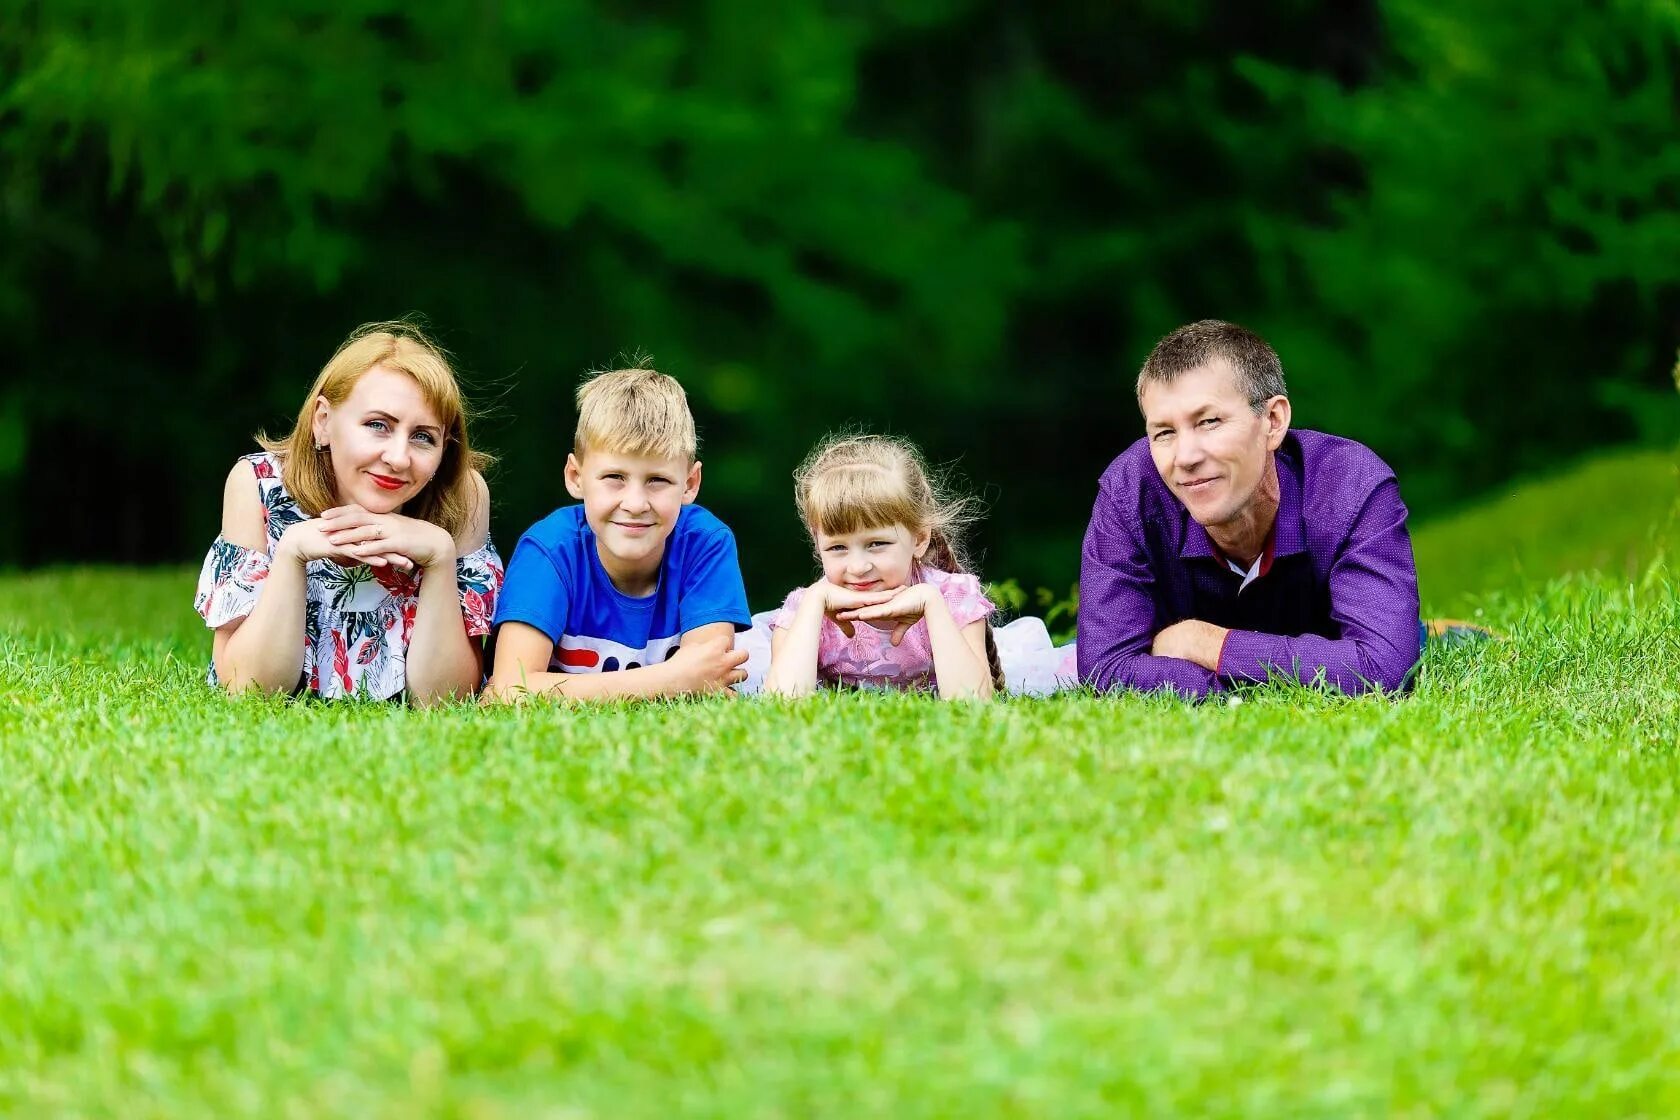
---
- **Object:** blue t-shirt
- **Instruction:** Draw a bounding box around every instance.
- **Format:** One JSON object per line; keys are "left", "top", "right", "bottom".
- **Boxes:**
{"left": 493, "top": 504, "right": 751, "bottom": 673}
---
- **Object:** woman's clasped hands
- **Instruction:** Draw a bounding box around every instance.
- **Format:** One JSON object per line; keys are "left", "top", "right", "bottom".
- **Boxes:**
{"left": 278, "top": 505, "right": 457, "bottom": 573}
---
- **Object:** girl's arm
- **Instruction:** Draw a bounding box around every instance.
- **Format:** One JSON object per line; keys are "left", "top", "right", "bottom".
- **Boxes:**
{"left": 482, "top": 621, "right": 747, "bottom": 703}
{"left": 402, "top": 473, "right": 490, "bottom": 706}
{"left": 211, "top": 461, "right": 311, "bottom": 695}
{"left": 919, "top": 590, "right": 994, "bottom": 701}
{"left": 762, "top": 583, "right": 832, "bottom": 697}
{"left": 838, "top": 584, "right": 994, "bottom": 700}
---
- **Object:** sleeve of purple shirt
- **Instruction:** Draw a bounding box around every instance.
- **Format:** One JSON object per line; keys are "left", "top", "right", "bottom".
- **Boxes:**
{"left": 1215, "top": 476, "right": 1421, "bottom": 694}
{"left": 1077, "top": 481, "right": 1220, "bottom": 699}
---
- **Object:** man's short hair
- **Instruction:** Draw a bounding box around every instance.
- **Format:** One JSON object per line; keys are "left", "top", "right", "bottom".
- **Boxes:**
{"left": 1136, "top": 320, "right": 1288, "bottom": 412}
{"left": 574, "top": 363, "right": 697, "bottom": 462}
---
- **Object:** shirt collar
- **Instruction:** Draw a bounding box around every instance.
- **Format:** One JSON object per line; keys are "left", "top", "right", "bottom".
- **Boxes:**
{"left": 1272, "top": 444, "right": 1305, "bottom": 559}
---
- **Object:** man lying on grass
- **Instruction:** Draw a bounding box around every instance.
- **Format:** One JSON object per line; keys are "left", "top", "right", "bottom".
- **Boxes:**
{"left": 1078, "top": 319, "right": 1422, "bottom": 698}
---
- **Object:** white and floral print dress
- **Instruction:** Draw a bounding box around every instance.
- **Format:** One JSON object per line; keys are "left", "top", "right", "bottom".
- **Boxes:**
{"left": 193, "top": 452, "right": 504, "bottom": 700}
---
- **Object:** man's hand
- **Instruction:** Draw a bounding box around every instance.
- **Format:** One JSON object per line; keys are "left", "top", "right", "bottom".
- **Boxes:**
{"left": 664, "top": 632, "right": 750, "bottom": 695}
{"left": 1151, "top": 619, "right": 1229, "bottom": 672}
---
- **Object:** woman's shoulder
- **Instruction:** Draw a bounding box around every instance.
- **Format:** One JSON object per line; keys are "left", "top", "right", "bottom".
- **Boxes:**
{"left": 219, "top": 453, "right": 282, "bottom": 546}
{"left": 227, "top": 449, "right": 282, "bottom": 477}
{"left": 221, "top": 451, "right": 285, "bottom": 499}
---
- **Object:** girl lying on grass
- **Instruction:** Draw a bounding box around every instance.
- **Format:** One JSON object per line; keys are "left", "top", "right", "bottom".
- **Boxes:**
{"left": 193, "top": 321, "right": 503, "bottom": 704}
{"left": 761, "top": 434, "right": 1005, "bottom": 700}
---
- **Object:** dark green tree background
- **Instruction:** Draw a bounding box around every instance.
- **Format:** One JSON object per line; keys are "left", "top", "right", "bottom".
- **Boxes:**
{"left": 3, "top": 0, "right": 1677, "bottom": 604}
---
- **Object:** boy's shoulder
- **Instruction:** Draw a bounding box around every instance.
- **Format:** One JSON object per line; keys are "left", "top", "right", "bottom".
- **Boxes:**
{"left": 672, "top": 503, "right": 735, "bottom": 541}
{"left": 519, "top": 504, "right": 588, "bottom": 547}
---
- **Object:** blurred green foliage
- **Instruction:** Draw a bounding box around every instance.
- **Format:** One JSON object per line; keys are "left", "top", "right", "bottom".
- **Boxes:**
{"left": 2, "top": 1, "right": 1677, "bottom": 600}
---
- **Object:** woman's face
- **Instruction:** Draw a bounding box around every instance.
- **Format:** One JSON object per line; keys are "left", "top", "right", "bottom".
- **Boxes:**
{"left": 312, "top": 364, "right": 447, "bottom": 513}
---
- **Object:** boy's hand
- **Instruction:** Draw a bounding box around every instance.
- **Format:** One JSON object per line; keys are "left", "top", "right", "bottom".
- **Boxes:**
{"left": 835, "top": 584, "right": 937, "bottom": 646}
{"left": 665, "top": 632, "right": 750, "bottom": 695}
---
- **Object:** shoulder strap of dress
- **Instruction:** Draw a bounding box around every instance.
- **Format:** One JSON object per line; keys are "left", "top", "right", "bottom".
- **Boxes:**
{"left": 240, "top": 451, "right": 298, "bottom": 540}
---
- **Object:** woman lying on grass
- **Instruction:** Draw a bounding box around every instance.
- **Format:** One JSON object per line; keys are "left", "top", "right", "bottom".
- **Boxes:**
{"left": 762, "top": 434, "right": 1004, "bottom": 700}
{"left": 193, "top": 321, "right": 502, "bottom": 704}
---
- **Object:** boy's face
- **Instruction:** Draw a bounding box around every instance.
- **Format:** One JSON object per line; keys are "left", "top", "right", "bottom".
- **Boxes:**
{"left": 565, "top": 449, "right": 701, "bottom": 587}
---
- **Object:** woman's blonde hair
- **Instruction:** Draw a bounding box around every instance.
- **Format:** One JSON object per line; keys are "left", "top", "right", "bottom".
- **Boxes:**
{"left": 793, "top": 433, "right": 1003, "bottom": 692}
{"left": 257, "top": 320, "right": 491, "bottom": 537}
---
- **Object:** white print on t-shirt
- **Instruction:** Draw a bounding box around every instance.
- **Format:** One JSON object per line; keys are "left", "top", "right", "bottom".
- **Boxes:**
{"left": 549, "top": 633, "right": 682, "bottom": 674}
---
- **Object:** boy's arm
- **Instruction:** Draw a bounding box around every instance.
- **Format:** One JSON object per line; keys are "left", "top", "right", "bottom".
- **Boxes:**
{"left": 482, "top": 621, "right": 745, "bottom": 703}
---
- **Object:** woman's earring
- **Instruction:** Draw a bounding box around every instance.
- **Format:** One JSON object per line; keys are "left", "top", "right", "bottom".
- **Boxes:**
{"left": 315, "top": 442, "right": 329, "bottom": 453}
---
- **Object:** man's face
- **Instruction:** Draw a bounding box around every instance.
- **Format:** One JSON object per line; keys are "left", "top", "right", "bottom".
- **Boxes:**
{"left": 1140, "top": 359, "right": 1289, "bottom": 529}
{"left": 564, "top": 449, "right": 701, "bottom": 581}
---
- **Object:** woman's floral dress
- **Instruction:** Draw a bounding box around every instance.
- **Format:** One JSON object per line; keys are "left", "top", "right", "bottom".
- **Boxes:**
{"left": 193, "top": 452, "right": 504, "bottom": 700}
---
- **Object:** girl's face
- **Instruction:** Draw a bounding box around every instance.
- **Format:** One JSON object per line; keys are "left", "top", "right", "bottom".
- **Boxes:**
{"left": 815, "top": 523, "right": 930, "bottom": 593}
{"left": 312, "top": 364, "right": 448, "bottom": 513}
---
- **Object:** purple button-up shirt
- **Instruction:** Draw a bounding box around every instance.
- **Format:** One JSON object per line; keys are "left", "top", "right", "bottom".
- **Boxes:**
{"left": 1078, "top": 429, "right": 1421, "bottom": 698}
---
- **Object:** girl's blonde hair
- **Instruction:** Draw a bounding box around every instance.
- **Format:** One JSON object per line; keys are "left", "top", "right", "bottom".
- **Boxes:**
{"left": 794, "top": 433, "right": 1004, "bottom": 692}
{"left": 258, "top": 320, "right": 491, "bottom": 538}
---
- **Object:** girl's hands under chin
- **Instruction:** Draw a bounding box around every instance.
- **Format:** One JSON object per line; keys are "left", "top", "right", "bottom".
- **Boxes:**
{"left": 814, "top": 579, "right": 898, "bottom": 638}
{"left": 319, "top": 505, "right": 456, "bottom": 571}
{"left": 832, "top": 583, "right": 935, "bottom": 646}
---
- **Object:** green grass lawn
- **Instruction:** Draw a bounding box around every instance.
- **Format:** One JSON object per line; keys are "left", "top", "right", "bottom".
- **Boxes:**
{"left": 1, "top": 448, "right": 1677, "bottom": 1117}
{"left": 1413, "top": 443, "right": 1678, "bottom": 612}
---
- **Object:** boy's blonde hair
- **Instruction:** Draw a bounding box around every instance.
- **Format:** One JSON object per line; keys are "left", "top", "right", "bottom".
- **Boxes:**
{"left": 574, "top": 363, "right": 697, "bottom": 462}
{"left": 258, "top": 320, "right": 490, "bottom": 538}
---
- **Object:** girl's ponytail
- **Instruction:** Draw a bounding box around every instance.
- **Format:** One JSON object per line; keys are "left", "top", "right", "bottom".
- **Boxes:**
{"left": 922, "top": 526, "right": 961, "bottom": 576}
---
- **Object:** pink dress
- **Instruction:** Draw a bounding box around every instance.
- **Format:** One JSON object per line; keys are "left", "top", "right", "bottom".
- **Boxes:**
{"left": 769, "top": 566, "right": 996, "bottom": 692}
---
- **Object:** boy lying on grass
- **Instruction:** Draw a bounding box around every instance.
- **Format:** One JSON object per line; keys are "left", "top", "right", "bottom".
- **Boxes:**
{"left": 482, "top": 363, "right": 751, "bottom": 702}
